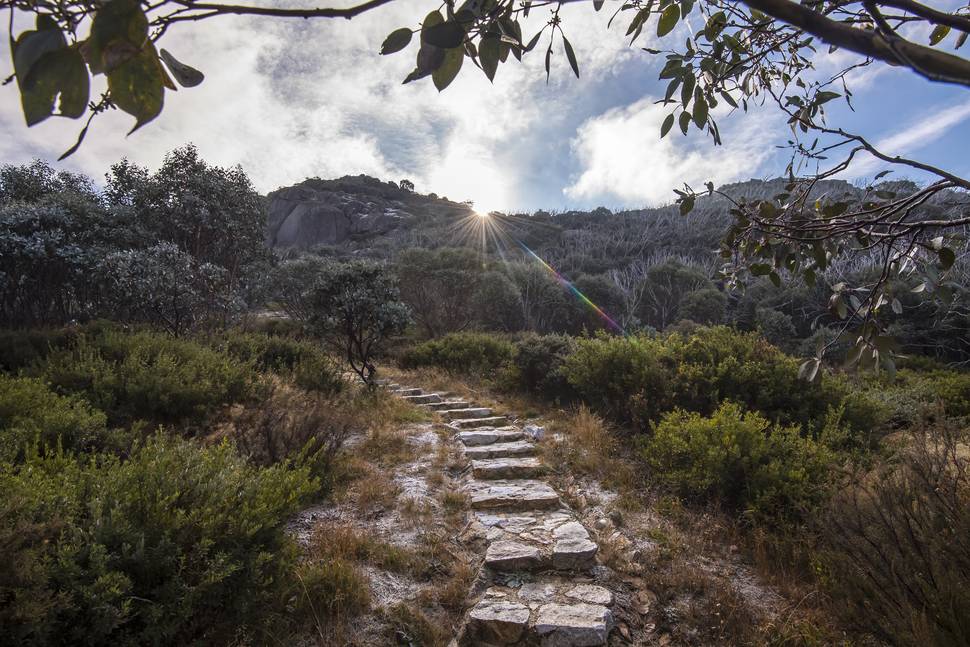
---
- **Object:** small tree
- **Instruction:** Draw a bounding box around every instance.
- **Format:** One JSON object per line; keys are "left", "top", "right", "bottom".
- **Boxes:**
{"left": 399, "top": 179, "right": 415, "bottom": 192}
{"left": 308, "top": 260, "right": 410, "bottom": 384}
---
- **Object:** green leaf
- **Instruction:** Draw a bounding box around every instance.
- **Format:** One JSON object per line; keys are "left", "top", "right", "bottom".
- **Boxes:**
{"left": 525, "top": 30, "right": 542, "bottom": 52}
{"left": 719, "top": 90, "right": 737, "bottom": 108}
{"left": 159, "top": 49, "right": 203, "bottom": 87}
{"left": 423, "top": 20, "right": 465, "bottom": 48}
{"left": 13, "top": 18, "right": 90, "bottom": 127}
{"left": 107, "top": 41, "right": 165, "bottom": 133}
{"left": 83, "top": 0, "right": 149, "bottom": 75}
{"left": 479, "top": 35, "right": 501, "bottom": 82}
{"left": 432, "top": 46, "right": 463, "bottom": 91}
{"left": 660, "top": 113, "right": 675, "bottom": 137}
{"left": 680, "top": 73, "right": 695, "bottom": 107}
{"left": 380, "top": 28, "right": 413, "bottom": 55}
{"left": 657, "top": 4, "right": 681, "bottom": 37}
{"left": 679, "top": 194, "right": 695, "bottom": 215}
{"left": 814, "top": 90, "right": 840, "bottom": 105}
{"left": 929, "top": 24, "right": 950, "bottom": 45}
{"left": 692, "top": 92, "right": 708, "bottom": 127}
{"left": 678, "top": 111, "right": 691, "bottom": 134}
{"left": 562, "top": 35, "right": 579, "bottom": 78}
{"left": 939, "top": 247, "right": 956, "bottom": 270}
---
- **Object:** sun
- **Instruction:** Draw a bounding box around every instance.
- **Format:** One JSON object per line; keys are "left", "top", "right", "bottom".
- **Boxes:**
{"left": 476, "top": 210, "right": 490, "bottom": 219}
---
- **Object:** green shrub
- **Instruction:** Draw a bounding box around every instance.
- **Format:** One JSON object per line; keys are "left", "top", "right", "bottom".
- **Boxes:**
{"left": 220, "top": 331, "right": 343, "bottom": 394}
{"left": 0, "top": 375, "right": 110, "bottom": 461}
{"left": 502, "top": 333, "right": 577, "bottom": 400}
{"left": 0, "top": 434, "right": 318, "bottom": 645}
{"left": 0, "top": 327, "right": 76, "bottom": 373}
{"left": 400, "top": 332, "right": 515, "bottom": 375}
{"left": 643, "top": 402, "right": 833, "bottom": 526}
{"left": 561, "top": 333, "right": 673, "bottom": 427}
{"left": 38, "top": 330, "right": 254, "bottom": 426}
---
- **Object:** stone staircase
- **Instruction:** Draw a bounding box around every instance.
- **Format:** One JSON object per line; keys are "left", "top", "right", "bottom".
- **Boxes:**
{"left": 381, "top": 380, "right": 613, "bottom": 647}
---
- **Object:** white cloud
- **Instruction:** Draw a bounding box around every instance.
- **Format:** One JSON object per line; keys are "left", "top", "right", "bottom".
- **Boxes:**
{"left": 564, "top": 97, "right": 778, "bottom": 206}
{"left": 845, "top": 99, "right": 970, "bottom": 180}
{"left": 1, "top": 0, "right": 645, "bottom": 209}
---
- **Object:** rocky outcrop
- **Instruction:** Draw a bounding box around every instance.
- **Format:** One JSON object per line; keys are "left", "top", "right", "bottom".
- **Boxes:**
{"left": 265, "top": 174, "right": 473, "bottom": 249}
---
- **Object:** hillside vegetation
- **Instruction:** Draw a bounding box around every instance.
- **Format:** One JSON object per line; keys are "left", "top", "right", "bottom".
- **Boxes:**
{"left": 2, "top": 148, "right": 969, "bottom": 645}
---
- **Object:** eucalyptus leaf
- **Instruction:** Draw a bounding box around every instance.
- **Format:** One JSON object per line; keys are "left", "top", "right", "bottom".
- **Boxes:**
{"left": 380, "top": 28, "right": 413, "bottom": 55}
{"left": 159, "top": 49, "right": 204, "bottom": 87}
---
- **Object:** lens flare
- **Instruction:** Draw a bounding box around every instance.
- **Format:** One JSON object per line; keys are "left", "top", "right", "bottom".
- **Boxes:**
{"left": 443, "top": 206, "right": 625, "bottom": 335}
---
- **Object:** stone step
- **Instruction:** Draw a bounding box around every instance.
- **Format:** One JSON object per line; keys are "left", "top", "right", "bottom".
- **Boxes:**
{"left": 452, "top": 416, "right": 508, "bottom": 429}
{"left": 466, "top": 479, "right": 560, "bottom": 512}
{"left": 475, "top": 512, "right": 599, "bottom": 572}
{"left": 464, "top": 440, "right": 536, "bottom": 460}
{"left": 442, "top": 407, "right": 492, "bottom": 420}
{"left": 457, "top": 429, "right": 526, "bottom": 446}
{"left": 467, "top": 584, "right": 613, "bottom": 646}
{"left": 401, "top": 393, "right": 442, "bottom": 404}
{"left": 392, "top": 387, "right": 422, "bottom": 396}
{"left": 484, "top": 540, "right": 542, "bottom": 571}
{"left": 423, "top": 400, "right": 470, "bottom": 411}
{"left": 472, "top": 457, "right": 545, "bottom": 480}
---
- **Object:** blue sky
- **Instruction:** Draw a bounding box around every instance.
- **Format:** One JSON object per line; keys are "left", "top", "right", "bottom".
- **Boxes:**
{"left": 2, "top": 0, "right": 969, "bottom": 212}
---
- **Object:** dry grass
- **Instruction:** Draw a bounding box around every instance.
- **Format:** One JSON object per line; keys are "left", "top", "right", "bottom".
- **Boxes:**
{"left": 541, "top": 405, "right": 638, "bottom": 492}
{"left": 307, "top": 522, "right": 420, "bottom": 574}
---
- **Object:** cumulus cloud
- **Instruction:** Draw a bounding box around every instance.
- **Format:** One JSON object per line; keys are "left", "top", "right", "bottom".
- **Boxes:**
{"left": 564, "top": 97, "right": 779, "bottom": 206}
{"left": 845, "top": 100, "right": 970, "bottom": 180}
{"left": 0, "top": 0, "right": 644, "bottom": 209}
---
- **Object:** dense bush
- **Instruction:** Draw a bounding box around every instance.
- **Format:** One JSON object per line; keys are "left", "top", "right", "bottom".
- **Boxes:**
{"left": 0, "top": 435, "right": 318, "bottom": 645}
{"left": 677, "top": 288, "right": 727, "bottom": 325}
{"left": 400, "top": 332, "right": 516, "bottom": 375}
{"left": 220, "top": 331, "right": 343, "bottom": 394}
{"left": 0, "top": 376, "right": 109, "bottom": 461}
{"left": 0, "top": 327, "right": 75, "bottom": 373}
{"left": 643, "top": 402, "right": 834, "bottom": 526}
{"left": 822, "top": 425, "right": 970, "bottom": 645}
{"left": 502, "top": 333, "right": 577, "bottom": 400}
{"left": 37, "top": 330, "right": 254, "bottom": 426}
{"left": 560, "top": 333, "right": 673, "bottom": 426}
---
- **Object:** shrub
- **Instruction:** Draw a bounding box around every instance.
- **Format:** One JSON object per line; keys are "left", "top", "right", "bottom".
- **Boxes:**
{"left": 560, "top": 333, "right": 673, "bottom": 427}
{"left": 231, "top": 384, "right": 355, "bottom": 485}
{"left": 821, "top": 425, "right": 970, "bottom": 645}
{"left": 502, "top": 333, "right": 577, "bottom": 400}
{"left": 0, "top": 434, "right": 318, "bottom": 645}
{"left": 38, "top": 330, "right": 254, "bottom": 426}
{"left": 0, "top": 328, "right": 75, "bottom": 373}
{"left": 220, "top": 331, "right": 343, "bottom": 394}
{"left": 0, "top": 375, "right": 110, "bottom": 461}
{"left": 677, "top": 288, "right": 727, "bottom": 325}
{"left": 643, "top": 402, "right": 834, "bottom": 526}
{"left": 400, "top": 332, "right": 516, "bottom": 376}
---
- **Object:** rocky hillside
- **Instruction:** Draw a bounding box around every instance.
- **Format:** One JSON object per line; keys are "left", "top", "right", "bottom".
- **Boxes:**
{"left": 266, "top": 175, "right": 473, "bottom": 250}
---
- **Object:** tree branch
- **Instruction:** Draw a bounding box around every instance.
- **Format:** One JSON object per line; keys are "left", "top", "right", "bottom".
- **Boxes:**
{"left": 740, "top": 0, "right": 970, "bottom": 86}
{"left": 168, "top": 0, "right": 396, "bottom": 21}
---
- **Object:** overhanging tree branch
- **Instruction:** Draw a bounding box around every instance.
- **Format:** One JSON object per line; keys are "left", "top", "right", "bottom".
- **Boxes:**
{"left": 740, "top": 0, "right": 970, "bottom": 86}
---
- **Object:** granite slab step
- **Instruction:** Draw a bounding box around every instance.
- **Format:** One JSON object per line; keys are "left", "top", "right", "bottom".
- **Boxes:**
{"left": 392, "top": 387, "right": 422, "bottom": 396}
{"left": 452, "top": 416, "right": 508, "bottom": 429}
{"left": 423, "top": 399, "right": 470, "bottom": 411}
{"left": 472, "top": 457, "right": 545, "bottom": 479}
{"left": 466, "top": 479, "right": 560, "bottom": 512}
{"left": 442, "top": 407, "right": 492, "bottom": 420}
{"left": 472, "top": 512, "right": 598, "bottom": 571}
{"left": 484, "top": 540, "right": 542, "bottom": 571}
{"left": 401, "top": 393, "right": 442, "bottom": 404}
{"left": 463, "top": 440, "right": 536, "bottom": 460}
{"left": 457, "top": 429, "right": 526, "bottom": 446}
{"left": 467, "top": 584, "right": 613, "bottom": 646}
